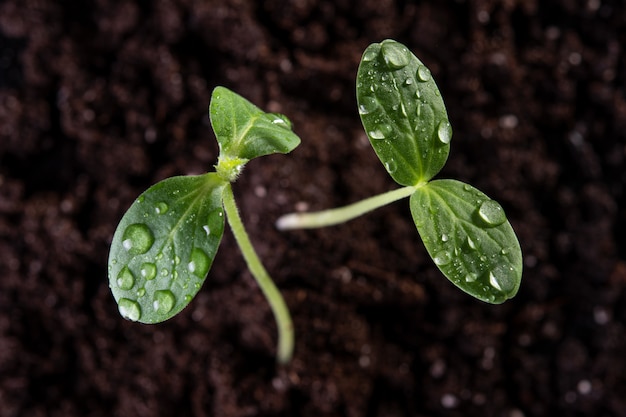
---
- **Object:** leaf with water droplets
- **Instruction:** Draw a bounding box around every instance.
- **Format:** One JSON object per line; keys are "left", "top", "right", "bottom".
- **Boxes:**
{"left": 209, "top": 86, "right": 301, "bottom": 161}
{"left": 410, "top": 179, "right": 522, "bottom": 303}
{"left": 108, "top": 173, "right": 226, "bottom": 323}
{"left": 357, "top": 39, "right": 451, "bottom": 186}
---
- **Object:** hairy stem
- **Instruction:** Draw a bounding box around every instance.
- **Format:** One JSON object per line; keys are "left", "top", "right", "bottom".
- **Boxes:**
{"left": 276, "top": 185, "right": 417, "bottom": 230}
{"left": 222, "top": 184, "right": 294, "bottom": 364}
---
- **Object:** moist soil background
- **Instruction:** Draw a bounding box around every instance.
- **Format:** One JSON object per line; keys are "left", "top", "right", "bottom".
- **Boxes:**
{"left": 1, "top": 1, "right": 626, "bottom": 416}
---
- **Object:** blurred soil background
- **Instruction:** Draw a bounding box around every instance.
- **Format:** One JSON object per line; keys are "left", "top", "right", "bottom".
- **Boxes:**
{"left": 1, "top": 0, "right": 625, "bottom": 416}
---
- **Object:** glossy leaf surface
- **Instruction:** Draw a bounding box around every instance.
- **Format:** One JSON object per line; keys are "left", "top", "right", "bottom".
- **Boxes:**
{"left": 357, "top": 39, "right": 451, "bottom": 186}
{"left": 108, "top": 173, "right": 226, "bottom": 323}
{"left": 209, "top": 86, "right": 301, "bottom": 161}
{"left": 410, "top": 179, "right": 522, "bottom": 303}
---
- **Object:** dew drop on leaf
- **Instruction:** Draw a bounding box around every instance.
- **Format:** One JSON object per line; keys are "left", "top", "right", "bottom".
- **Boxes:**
{"left": 399, "top": 102, "right": 408, "bottom": 117}
{"left": 140, "top": 262, "right": 157, "bottom": 280}
{"left": 477, "top": 200, "right": 506, "bottom": 227}
{"left": 136, "top": 287, "right": 146, "bottom": 297}
{"left": 203, "top": 225, "right": 211, "bottom": 235}
{"left": 465, "top": 273, "right": 478, "bottom": 283}
{"left": 122, "top": 223, "right": 154, "bottom": 255}
{"left": 416, "top": 65, "right": 431, "bottom": 82}
{"left": 358, "top": 96, "right": 379, "bottom": 115}
{"left": 153, "top": 290, "right": 176, "bottom": 314}
{"left": 118, "top": 298, "right": 141, "bottom": 321}
{"left": 188, "top": 247, "right": 210, "bottom": 278}
{"left": 155, "top": 202, "right": 169, "bottom": 214}
{"left": 116, "top": 266, "right": 135, "bottom": 290}
{"left": 369, "top": 130, "right": 386, "bottom": 140}
{"left": 437, "top": 121, "right": 452, "bottom": 144}
{"left": 385, "top": 160, "right": 397, "bottom": 174}
{"left": 381, "top": 41, "right": 409, "bottom": 69}
{"left": 466, "top": 236, "right": 477, "bottom": 250}
{"left": 488, "top": 265, "right": 517, "bottom": 293}
{"left": 433, "top": 251, "right": 452, "bottom": 266}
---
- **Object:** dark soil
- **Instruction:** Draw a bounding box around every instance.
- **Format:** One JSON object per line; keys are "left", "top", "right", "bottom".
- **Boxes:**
{"left": 1, "top": 1, "right": 626, "bottom": 416}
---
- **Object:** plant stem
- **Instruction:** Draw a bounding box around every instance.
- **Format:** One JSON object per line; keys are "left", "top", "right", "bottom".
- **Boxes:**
{"left": 276, "top": 185, "right": 417, "bottom": 230}
{"left": 222, "top": 184, "right": 294, "bottom": 364}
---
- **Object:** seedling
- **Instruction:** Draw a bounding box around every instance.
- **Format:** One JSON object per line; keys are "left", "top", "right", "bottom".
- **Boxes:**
{"left": 277, "top": 40, "right": 523, "bottom": 304}
{"left": 108, "top": 87, "right": 300, "bottom": 363}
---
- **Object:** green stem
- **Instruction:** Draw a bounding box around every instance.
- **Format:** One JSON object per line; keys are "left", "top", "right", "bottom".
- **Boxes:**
{"left": 222, "top": 183, "right": 294, "bottom": 364}
{"left": 276, "top": 185, "right": 417, "bottom": 230}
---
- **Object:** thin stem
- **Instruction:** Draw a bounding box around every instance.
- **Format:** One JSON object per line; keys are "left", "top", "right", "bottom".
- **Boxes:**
{"left": 276, "top": 185, "right": 417, "bottom": 230}
{"left": 222, "top": 183, "right": 294, "bottom": 364}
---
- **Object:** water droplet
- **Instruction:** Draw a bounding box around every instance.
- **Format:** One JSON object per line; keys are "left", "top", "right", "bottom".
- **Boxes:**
{"left": 358, "top": 96, "right": 379, "bottom": 115}
{"left": 155, "top": 202, "right": 169, "bottom": 214}
{"left": 466, "top": 236, "right": 477, "bottom": 250}
{"left": 405, "top": 78, "right": 413, "bottom": 85}
{"left": 122, "top": 224, "right": 154, "bottom": 255}
{"left": 136, "top": 287, "right": 146, "bottom": 297}
{"left": 463, "top": 184, "right": 472, "bottom": 191}
{"left": 116, "top": 267, "right": 135, "bottom": 290}
{"left": 118, "top": 298, "right": 141, "bottom": 321}
{"left": 501, "top": 248, "right": 508, "bottom": 255}
{"left": 381, "top": 41, "right": 410, "bottom": 69}
{"left": 478, "top": 200, "right": 506, "bottom": 227}
{"left": 369, "top": 130, "right": 385, "bottom": 140}
{"left": 189, "top": 247, "right": 210, "bottom": 278}
{"left": 137, "top": 195, "right": 145, "bottom": 203}
{"left": 465, "top": 273, "right": 478, "bottom": 282}
{"left": 184, "top": 294, "right": 192, "bottom": 303}
{"left": 362, "top": 49, "right": 378, "bottom": 62}
{"left": 488, "top": 265, "right": 517, "bottom": 293}
{"left": 433, "top": 251, "right": 452, "bottom": 266}
{"left": 400, "top": 102, "right": 408, "bottom": 117}
{"left": 382, "top": 123, "right": 394, "bottom": 134}
{"left": 416, "top": 65, "right": 431, "bottom": 82}
{"left": 111, "top": 259, "right": 117, "bottom": 265}
{"left": 415, "top": 89, "right": 421, "bottom": 99}
{"left": 416, "top": 103, "right": 422, "bottom": 117}
{"left": 385, "top": 160, "right": 397, "bottom": 174}
{"left": 153, "top": 290, "right": 176, "bottom": 314}
{"left": 174, "top": 256, "right": 181, "bottom": 265}
{"left": 161, "top": 268, "right": 169, "bottom": 277}
{"left": 441, "top": 233, "right": 449, "bottom": 242}
{"left": 140, "top": 262, "right": 157, "bottom": 280}
{"left": 203, "top": 225, "right": 211, "bottom": 235}
{"left": 437, "top": 121, "right": 452, "bottom": 144}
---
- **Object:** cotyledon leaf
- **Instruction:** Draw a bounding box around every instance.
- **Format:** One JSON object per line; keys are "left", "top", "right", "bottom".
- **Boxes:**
{"left": 410, "top": 179, "right": 523, "bottom": 304}
{"left": 209, "top": 86, "right": 301, "bottom": 161}
{"left": 108, "top": 173, "right": 226, "bottom": 323}
{"left": 357, "top": 39, "right": 451, "bottom": 187}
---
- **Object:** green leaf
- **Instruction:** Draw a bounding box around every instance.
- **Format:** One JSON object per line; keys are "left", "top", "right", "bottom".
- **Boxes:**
{"left": 209, "top": 86, "right": 301, "bottom": 161}
{"left": 108, "top": 173, "right": 226, "bottom": 323}
{"left": 357, "top": 39, "right": 451, "bottom": 186}
{"left": 410, "top": 179, "right": 522, "bottom": 304}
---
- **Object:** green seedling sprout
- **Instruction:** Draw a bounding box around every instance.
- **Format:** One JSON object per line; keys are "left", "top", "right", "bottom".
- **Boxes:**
{"left": 108, "top": 87, "right": 300, "bottom": 363}
{"left": 277, "top": 40, "right": 523, "bottom": 304}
